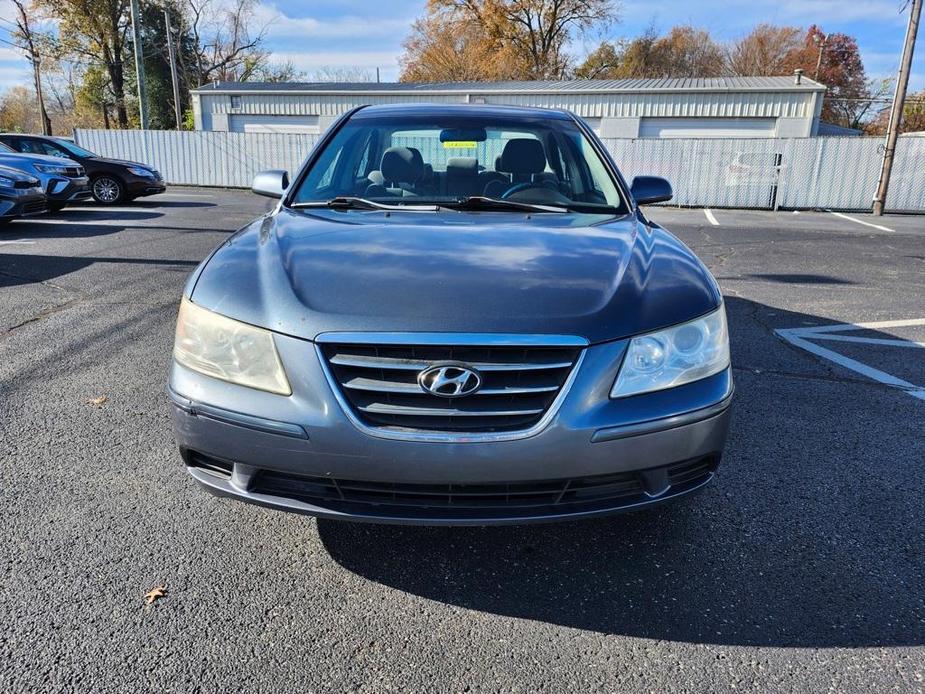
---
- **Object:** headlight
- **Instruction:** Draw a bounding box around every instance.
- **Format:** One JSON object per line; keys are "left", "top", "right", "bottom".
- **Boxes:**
{"left": 173, "top": 297, "right": 291, "bottom": 395}
{"left": 611, "top": 306, "right": 729, "bottom": 398}
{"left": 127, "top": 167, "right": 154, "bottom": 177}
{"left": 34, "top": 164, "right": 70, "bottom": 175}
{"left": 0, "top": 176, "right": 14, "bottom": 188}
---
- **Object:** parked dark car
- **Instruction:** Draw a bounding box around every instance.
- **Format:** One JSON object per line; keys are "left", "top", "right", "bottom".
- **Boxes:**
{"left": 0, "top": 134, "right": 166, "bottom": 205}
{"left": 169, "top": 104, "right": 732, "bottom": 526}
{"left": 0, "top": 164, "right": 47, "bottom": 224}
{"left": 0, "top": 142, "right": 90, "bottom": 212}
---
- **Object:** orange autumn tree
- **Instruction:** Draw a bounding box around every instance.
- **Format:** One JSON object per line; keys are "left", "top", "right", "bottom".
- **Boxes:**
{"left": 400, "top": 0, "right": 619, "bottom": 82}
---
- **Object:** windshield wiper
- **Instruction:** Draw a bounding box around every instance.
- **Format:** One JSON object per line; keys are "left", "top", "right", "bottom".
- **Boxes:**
{"left": 291, "top": 196, "right": 440, "bottom": 211}
{"left": 562, "top": 202, "right": 626, "bottom": 215}
{"left": 443, "top": 196, "right": 568, "bottom": 213}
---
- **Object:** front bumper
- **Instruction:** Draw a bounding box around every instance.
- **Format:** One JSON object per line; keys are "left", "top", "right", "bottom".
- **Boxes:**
{"left": 0, "top": 187, "right": 47, "bottom": 219}
{"left": 44, "top": 176, "right": 91, "bottom": 203}
{"left": 125, "top": 175, "right": 166, "bottom": 197}
{"left": 169, "top": 334, "right": 733, "bottom": 525}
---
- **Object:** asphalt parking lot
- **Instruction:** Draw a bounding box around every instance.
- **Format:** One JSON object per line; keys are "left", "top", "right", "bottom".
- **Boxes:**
{"left": 1, "top": 191, "right": 923, "bottom": 692}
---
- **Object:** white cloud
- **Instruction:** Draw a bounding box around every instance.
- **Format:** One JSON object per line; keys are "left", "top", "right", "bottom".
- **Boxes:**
{"left": 0, "top": 46, "right": 25, "bottom": 61}
{"left": 268, "top": 49, "right": 402, "bottom": 80}
{"left": 255, "top": 4, "right": 415, "bottom": 41}
{"left": 0, "top": 65, "right": 32, "bottom": 92}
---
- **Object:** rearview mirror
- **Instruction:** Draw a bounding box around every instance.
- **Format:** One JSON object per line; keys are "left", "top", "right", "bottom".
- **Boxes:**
{"left": 440, "top": 127, "right": 487, "bottom": 143}
{"left": 630, "top": 176, "right": 673, "bottom": 205}
{"left": 252, "top": 169, "right": 290, "bottom": 199}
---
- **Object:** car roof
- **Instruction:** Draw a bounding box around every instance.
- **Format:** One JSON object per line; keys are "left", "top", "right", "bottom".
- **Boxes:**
{"left": 0, "top": 133, "right": 58, "bottom": 139}
{"left": 350, "top": 103, "right": 574, "bottom": 121}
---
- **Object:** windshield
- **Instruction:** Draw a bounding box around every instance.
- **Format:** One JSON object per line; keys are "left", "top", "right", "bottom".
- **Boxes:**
{"left": 0, "top": 142, "right": 14, "bottom": 153}
{"left": 289, "top": 112, "right": 627, "bottom": 213}
{"left": 54, "top": 139, "right": 97, "bottom": 158}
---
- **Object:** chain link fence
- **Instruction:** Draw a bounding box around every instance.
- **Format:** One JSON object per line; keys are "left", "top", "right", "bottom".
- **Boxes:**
{"left": 75, "top": 128, "right": 925, "bottom": 212}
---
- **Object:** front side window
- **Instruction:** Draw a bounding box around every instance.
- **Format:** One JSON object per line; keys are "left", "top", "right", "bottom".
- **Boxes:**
{"left": 54, "top": 140, "right": 97, "bottom": 158}
{"left": 289, "top": 113, "right": 626, "bottom": 213}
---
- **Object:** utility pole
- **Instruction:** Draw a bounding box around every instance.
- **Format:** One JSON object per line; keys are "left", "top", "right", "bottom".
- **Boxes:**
{"left": 873, "top": 0, "right": 921, "bottom": 216}
{"left": 164, "top": 9, "right": 182, "bottom": 129}
{"left": 129, "top": 0, "right": 149, "bottom": 130}
{"left": 813, "top": 33, "right": 827, "bottom": 81}
{"left": 29, "top": 50, "right": 51, "bottom": 136}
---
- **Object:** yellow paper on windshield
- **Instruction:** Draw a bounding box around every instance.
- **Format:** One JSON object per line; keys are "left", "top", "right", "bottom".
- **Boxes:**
{"left": 443, "top": 141, "right": 477, "bottom": 149}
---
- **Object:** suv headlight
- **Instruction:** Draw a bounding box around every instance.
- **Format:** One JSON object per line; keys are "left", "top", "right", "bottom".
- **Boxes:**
{"left": 611, "top": 306, "right": 729, "bottom": 398}
{"left": 0, "top": 175, "right": 14, "bottom": 188}
{"left": 173, "top": 297, "right": 291, "bottom": 395}
{"left": 34, "top": 163, "right": 70, "bottom": 175}
{"left": 127, "top": 167, "right": 154, "bottom": 177}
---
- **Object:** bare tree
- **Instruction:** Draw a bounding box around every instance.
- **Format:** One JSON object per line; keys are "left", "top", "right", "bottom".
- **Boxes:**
{"left": 726, "top": 24, "right": 802, "bottom": 76}
{"left": 9, "top": 0, "right": 53, "bottom": 134}
{"left": 306, "top": 66, "right": 376, "bottom": 83}
{"left": 183, "top": 0, "right": 271, "bottom": 85}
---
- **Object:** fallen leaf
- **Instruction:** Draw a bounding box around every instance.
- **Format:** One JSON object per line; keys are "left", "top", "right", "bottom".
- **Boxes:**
{"left": 144, "top": 586, "right": 167, "bottom": 606}
{"left": 87, "top": 396, "right": 108, "bottom": 406}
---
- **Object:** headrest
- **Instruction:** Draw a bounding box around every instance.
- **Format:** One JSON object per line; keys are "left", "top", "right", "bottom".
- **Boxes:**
{"left": 499, "top": 139, "right": 546, "bottom": 174}
{"left": 380, "top": 146, "right": 423, "bottom": 183}
{"left": 408, "top": 147, "right": 424, "bottom": 172}
{"left": 495, "top": 155, "right": 504, "bottom": 172}
{"left": 446, "top": 157, "right": 478, "bottom": 177}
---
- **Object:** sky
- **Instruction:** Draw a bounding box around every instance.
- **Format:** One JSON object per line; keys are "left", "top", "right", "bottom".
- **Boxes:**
{"left": 0, "top": 0, "right": 922, "bottom": 93}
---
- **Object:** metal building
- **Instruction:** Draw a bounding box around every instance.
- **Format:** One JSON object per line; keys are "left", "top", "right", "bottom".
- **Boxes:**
{"left": 191, "top": 76, "right": 826, "bottom": 139}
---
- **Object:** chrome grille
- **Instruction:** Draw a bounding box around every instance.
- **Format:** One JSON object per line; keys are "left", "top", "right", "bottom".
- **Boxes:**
{"left": 320, "top": 340, "right": 583, "bottom": 435}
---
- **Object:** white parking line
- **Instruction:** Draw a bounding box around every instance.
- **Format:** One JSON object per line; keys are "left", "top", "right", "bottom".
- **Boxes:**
{"left": 825, "top": 209, "right": 894, "bottom": 233}
{"left": 704, "top": 208, "right": 719, "bottom": 226}
{"left": 809, "top": 334, "right": 925, "bottom": 348}
{"left": 161, "top": 192, "right": 215, "bottom": 198}
{"left": 776, "top": 319, "right": 925, "bottom": 401}
{"left": 0, "top": 239, "right": 36, "bottom": 245}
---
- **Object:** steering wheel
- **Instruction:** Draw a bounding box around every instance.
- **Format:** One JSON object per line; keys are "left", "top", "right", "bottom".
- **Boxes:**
{"left": 500, "top": 181, "right": 546, "bottom": 199}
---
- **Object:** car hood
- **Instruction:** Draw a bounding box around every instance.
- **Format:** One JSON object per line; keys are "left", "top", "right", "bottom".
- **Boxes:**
{"left": 0, "top": 164, "right": 40, "bottom": 183}
{"left": 189, "top": 207, "right": 721, "bottom": 343}
{"left": 92, "top": 157, "right": 150, "bottom": 169}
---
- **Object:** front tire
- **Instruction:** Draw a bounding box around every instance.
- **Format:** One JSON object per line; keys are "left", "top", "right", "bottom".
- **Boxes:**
{"left": 91, "top": 176, "right": 124, "bottom": 204}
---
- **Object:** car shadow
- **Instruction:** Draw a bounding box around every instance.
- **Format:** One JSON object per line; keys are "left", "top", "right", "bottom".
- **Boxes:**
{"left": 719, "top": 273, "right": 856, "bottom": 285}
{"left": 0, "top": 212, "right": 166, "bottom": 241}
{"left": 69, "top": 200, "right": 217, "bottom": 209}
{"left": 317, "top": 296, "right": 925, "bottom": 648}
{"left": 0, "top": 253, "right": 199, "bottom": 288}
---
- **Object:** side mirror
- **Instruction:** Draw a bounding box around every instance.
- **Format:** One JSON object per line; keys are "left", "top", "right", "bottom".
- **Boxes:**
{"left": 252, "top": 169, "right": 290, "bottom": 199}
{"left": 630, "top": 176, "right": 673, "bottom": 205}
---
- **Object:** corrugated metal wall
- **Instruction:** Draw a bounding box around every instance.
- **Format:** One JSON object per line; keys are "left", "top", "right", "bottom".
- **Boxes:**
{"left": 74, "top": 129, "right": 925, "bottom": 212}
{"left": 198, "top": 89, "right": 817, "bottom": 120}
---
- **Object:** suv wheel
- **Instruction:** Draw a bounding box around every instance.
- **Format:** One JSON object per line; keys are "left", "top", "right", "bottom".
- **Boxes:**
{"left": 92, "top": 176, "right": 124, "bottom": 204}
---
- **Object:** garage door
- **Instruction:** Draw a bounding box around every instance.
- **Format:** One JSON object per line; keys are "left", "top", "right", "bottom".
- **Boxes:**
{"left": 228, "top": 115, "right": 320, "bottom": 134}
{"left": 639, "top": 117, "right": 777, "bottom": 139}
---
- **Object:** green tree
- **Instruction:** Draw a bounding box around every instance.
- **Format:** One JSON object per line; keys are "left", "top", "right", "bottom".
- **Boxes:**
{"left": 39, "top": 0, "right": 132, "bottom": 127}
